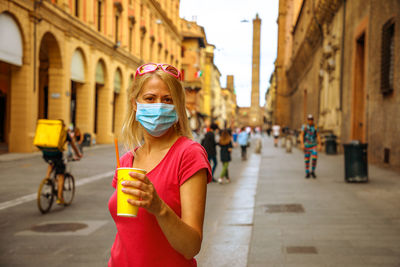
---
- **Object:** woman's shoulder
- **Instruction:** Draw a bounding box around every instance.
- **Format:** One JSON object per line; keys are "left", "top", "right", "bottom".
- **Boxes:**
{"left": 174, "top": 136, "right": 205, "bottom": 155}
{"left": 120, "top": 151, "right": 134, "bottom": 167}
{"left": 176, "top": 136, "right": 201, "bottom": 148}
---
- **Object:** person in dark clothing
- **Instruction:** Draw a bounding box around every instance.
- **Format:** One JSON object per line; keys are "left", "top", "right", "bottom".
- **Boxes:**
{"left": 217, "top": 130, "right": 233, "bottom": 184}
{"left": 201, "top": 123, "right": 219, "bottom": 182}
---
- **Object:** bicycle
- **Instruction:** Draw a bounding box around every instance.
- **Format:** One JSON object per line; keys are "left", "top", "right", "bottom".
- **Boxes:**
{"left": 37, "top": 158, "right": 75, "bottom": 214}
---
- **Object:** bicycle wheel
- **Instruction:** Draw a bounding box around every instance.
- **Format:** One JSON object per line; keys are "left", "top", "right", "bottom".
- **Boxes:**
{"left": 63, "top": 173, "right": 75, "bottom": 206}
{"left": 37, "top": 177, "right": 54, "bottom": 214}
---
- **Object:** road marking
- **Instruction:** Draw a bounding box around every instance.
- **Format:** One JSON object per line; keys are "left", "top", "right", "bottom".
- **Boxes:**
{"left": 0, "top": 171, "right": 114, "bottom": 211}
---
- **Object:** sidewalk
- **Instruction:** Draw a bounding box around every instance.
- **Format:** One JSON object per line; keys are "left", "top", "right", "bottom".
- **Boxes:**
{"left": 248, "top": 137, "right": 400, "bottom": 266}
{"left": 0, "top": 144, "right": 113, "bottom": 162}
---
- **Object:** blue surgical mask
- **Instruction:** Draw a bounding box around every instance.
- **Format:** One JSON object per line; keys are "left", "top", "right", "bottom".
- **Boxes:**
{"left": 135, "top": 102, "right": 178, "bottom": 137}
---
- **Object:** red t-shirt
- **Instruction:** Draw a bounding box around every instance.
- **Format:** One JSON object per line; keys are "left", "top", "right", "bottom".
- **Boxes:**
{"left": 108, "top": 136, "right": 212, "bottom": 267}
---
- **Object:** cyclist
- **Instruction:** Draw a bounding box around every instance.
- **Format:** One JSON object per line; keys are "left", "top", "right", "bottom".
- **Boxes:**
{"left": 42, "top": 120, "right": 82, "bottom": 204}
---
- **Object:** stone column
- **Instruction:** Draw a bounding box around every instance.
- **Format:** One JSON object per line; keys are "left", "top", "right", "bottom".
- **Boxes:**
{"left": 9, "top": 62, "right": 35, "bottom": 152}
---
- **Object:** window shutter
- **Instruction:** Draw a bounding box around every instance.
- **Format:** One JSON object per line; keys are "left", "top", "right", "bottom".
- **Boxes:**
{"left": 380, "top": 19, "right": 395, "bottom": 95}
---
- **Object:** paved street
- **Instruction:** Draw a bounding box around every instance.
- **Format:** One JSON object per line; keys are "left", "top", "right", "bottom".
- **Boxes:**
{"left": 248, "top": 137, "right": 400, "bottom": 267}
{"left": 0, "top": 136, "right": 400, "bottom": 266}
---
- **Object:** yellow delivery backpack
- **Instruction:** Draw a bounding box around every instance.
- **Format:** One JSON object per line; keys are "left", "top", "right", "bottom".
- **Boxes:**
{"left": 33, "top": 119, "right": 67, "bottom": 152}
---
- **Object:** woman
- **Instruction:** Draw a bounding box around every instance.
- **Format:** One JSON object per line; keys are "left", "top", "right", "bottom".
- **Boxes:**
{"left": 108, "top": 63, "right": 212, "bottom": 267}
{"left": 217, "top": 129, "right": 233, "bottom": 184}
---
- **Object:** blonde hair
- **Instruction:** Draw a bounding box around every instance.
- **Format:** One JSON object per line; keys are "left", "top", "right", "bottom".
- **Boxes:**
{"left": 121, "top": 69, "right": 192, "bottom": 151}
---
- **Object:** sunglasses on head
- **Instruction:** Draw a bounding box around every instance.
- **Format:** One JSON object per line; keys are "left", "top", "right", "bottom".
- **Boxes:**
{"left": 135, "top": 63, "right": 182, "bottom": 81}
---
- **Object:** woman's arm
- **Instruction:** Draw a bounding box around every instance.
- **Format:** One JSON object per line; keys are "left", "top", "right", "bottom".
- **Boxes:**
{"left": 122, "top": 169, "right": 207, "bottom": 259}
{"left": 157, "top": 169, "right": 207, "bottom": 259}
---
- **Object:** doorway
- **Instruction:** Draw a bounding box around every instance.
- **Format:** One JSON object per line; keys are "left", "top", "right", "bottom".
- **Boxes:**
{"left": 70, "top": 81, "right": 77, "bottom": 126}
{"left": 94, "top": 83, "right": 101, "bottom": 134}
{"left": 0, "top": 62, "right": 11, "bottom": 151}
{"left": 351, "top": 33, "right": 366, "bottom": 142}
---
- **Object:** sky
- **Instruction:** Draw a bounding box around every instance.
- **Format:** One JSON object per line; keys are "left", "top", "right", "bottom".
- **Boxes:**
{"left": 179, "top": 0, "right": 279, "bottom": 107}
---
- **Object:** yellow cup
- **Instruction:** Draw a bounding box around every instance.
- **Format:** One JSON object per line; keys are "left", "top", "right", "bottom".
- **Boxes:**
{"left": 117, "top": 167, "right": 147, "bottom": 217}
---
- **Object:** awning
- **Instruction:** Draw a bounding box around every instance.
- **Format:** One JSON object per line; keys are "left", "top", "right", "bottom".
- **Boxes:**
{"left": 114, "top": 69, "right": 122, "bottom": 93}
{"left": 0, "top": 13, "right": 23, "bottom": 66}
{"left": 71, "top": 49, "right": 85, "bottom": 83}
{"left": 95, "top": 61, "right": 105, "bottom": 85}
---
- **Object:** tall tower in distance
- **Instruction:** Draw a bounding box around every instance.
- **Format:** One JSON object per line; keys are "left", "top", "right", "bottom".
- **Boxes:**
{"left": 250, "top": 13, "right": 262, "bottom": 127}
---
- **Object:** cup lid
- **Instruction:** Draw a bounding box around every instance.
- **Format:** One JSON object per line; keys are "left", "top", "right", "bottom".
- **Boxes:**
{"left": 117, "top": 167, "right": 147, "bottom": 173}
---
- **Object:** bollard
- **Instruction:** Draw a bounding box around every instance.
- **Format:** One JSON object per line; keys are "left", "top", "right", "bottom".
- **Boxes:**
{"left": 281, "top": 136, "right": 286, "bottom": 148}
{"left": 285, "top": 136, "right": 292, "bottom": 153}
{"left": 255, "top": 138, "right": 262, "bottom": 154}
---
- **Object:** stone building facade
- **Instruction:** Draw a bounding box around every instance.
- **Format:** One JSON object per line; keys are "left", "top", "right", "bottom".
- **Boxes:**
{"left": 222, "top": 75, "right": 238, "bottom": 130}
{"left": 180, "top": 19, "right": 207, "bottom": 132}
{"left": 264, "top": 69, "right": 277, "bottom": 126}
{"left": 275, "top": 0, "right": 400, "bottom": 169}
{"left": 0, "top": 0, "right": 181, "bottom": 152}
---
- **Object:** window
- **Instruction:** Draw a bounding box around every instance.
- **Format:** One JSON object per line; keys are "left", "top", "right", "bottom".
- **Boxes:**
{"left": 129, "top": 24, "right": 133, "bottom": 52}
{"left": 75, "top": 0, "right": 79, "bottom": 17}
{"left": 97, "top": 0, "right": 102, "bottom": 32}
{"left": 115, "top": 14, "right": 119, "bottom": 44}
{"left": 181, "top": 46, "right": 185, "bottom": 57}
{"left": 381, "top": 19, "right": 395, "bottom": 95}
{"left": 114, "top": 2, "right": 123, "bottom": 46}
{"left": 128, "top": 16, "right": 135, "bottom": 53}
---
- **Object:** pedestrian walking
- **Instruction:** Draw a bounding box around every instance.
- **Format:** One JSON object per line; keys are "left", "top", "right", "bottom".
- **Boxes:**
{"left": 201, "top": 123, "right": 219, "bottom": 182}
{"left": 217, "top": 129, "right": 233, "bottom": 184}
{"left": 300, "top": 114, "right": 322, "bottom": 178}
{"left": 67, "top": 123, "right": 74, "bottom": 159}
{"left": 272, "top": 124, "right": 281, "bottom": 147}
{"left": 266, "top": 125, "right": 272, "bottom": 136}
{"left": 74, "top": 127, "right": 84, "bottom": 154}
{"left": 108, "top": 63, "right": 212, "bottom": 266}
{"left": 237, "top": 127, "right": 249, "bottom": 160}
{"left": 232, "top": 128, "right": 238, "bottom": 144}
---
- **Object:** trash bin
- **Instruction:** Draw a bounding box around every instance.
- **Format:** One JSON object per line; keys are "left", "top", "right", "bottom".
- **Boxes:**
{"left": 343, "top": 141, "right": 368, "bottom": 183}
{"left": 82, "top": 133, "right": 91, "bottom": 147}
{"left": 325, "top": 134, "right": 337, "bottom": 155}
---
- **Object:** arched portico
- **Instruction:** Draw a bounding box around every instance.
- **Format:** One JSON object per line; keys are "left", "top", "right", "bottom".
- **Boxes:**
{"left": 94, "top": 59, "right": 113, "bottom": 143}
{"left": 38, "top": 32, "right": 63, "bottom": 120}
{"left": 112, "top": 68, "right": 125, "bottom": 137}
{"left": 0, "top": 12, "right": 24, "bottom": 152}
{"left": 70, "top": 47, "right": 89, "bottom": 130}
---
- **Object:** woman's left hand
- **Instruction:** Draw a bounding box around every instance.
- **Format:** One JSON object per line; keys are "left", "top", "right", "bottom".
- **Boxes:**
{"left": 121, "top": 172, "right": 164, "bottom": 216}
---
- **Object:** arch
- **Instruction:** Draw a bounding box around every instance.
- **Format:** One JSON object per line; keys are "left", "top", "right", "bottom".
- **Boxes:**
{"left": 128, "top": 73, "right": 134, "bottom": 92}
{"left": 112, "top": 67, "right": 124, "bottom": 133}
{"left": 39, "top": 32, "right": 62, "bottom": 68}
{"left": 93, "top": 58, "right": 108, "bottom": 135}
{"left": 38, "top": 31, "right": 63, "bottom": 120}
{"left": 95, "top": 59, "right": 106, "bottom": 85}
{"left": 0, "top": 12, "right": 23, "bottom": 66}
{"left": 114, "top": 67, "right": 122, "bottom": 93}
{"left": 71, "top": 48, "right": 86, "bottom": 83}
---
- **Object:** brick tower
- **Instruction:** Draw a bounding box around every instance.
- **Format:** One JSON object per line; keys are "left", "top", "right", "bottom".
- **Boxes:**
{"left": 250, "top": 14, "right": 262, "bottom": 127}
